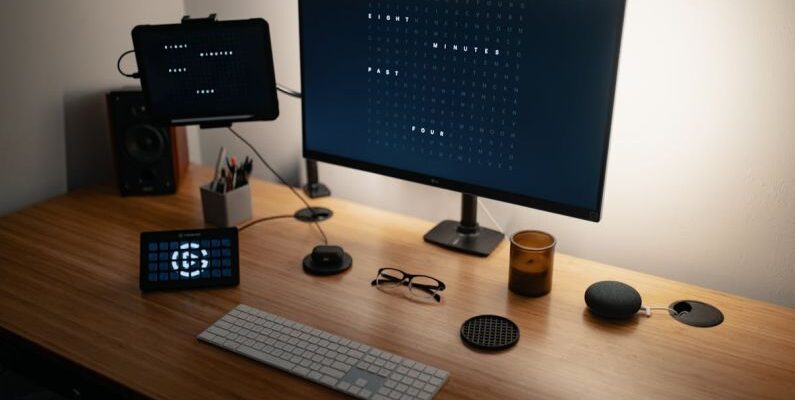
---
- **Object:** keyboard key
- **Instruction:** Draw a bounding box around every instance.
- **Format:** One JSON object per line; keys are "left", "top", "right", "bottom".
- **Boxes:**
{"left": 332, "top": 361, "right": 351, "bottom": 372}
{"left": 320, "top": 366, "right": 345, "bottom": 379}
{"left": 320, "top": 375, "right": 338, "bottom": 386}
{"left": 208, "top": 326, "right": 228, "bottom": 336}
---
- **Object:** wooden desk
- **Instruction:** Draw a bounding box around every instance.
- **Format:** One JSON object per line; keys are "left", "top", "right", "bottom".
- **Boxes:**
{"left": 0, "top": 165, "right": 793, "bottom": 399}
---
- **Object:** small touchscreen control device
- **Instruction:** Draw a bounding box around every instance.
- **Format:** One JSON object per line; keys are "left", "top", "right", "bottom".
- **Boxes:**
{"left": 139, "top": 227, "right": 239, "bottom": 292}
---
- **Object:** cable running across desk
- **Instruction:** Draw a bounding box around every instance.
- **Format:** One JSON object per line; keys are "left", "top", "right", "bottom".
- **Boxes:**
{"left": 238, "top": 215, "right": 293, "bottom": 232}
{"left": 227, "top": 126, "right": 328, "bottom": 245}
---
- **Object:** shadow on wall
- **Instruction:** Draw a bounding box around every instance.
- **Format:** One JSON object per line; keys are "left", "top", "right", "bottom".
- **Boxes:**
{"left": 63, "top": 90, "right": 115, "bottom": 191}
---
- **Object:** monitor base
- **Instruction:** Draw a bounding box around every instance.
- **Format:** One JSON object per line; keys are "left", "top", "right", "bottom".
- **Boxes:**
{"left": 424, "top": 220, "right": 504, "bottom": 257}
{"left": 303, "top": 183, "right": 330, "bottom": 198}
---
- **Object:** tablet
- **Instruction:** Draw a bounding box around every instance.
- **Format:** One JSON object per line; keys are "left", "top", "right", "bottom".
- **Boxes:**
{"left": 132, "top": 18, "right": 279, "bottom": 126}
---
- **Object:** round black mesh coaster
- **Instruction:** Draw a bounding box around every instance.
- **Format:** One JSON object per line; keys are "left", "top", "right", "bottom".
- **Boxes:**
{"left": 460, "top": 315, "right": 520, "bottom": 350}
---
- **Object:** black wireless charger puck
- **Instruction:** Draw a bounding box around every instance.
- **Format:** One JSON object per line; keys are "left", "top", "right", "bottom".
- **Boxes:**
{"left": 460, "top": 315, "right": 520, "bottom": 351}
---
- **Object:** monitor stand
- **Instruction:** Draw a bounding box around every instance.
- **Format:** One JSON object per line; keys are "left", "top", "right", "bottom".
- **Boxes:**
{"left": 423, "top": 193, "right": 504, "bottom": 257}
{"left": 302, "top": 159, "right": 330, "bottom": 198}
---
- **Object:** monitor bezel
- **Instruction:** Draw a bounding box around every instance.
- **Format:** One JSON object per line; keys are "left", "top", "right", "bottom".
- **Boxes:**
{"left": 298, "top": 1, "right": 626, "bottom": 223}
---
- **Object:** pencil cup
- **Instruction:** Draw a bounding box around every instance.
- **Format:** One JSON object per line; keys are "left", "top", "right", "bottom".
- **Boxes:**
{"left": 200, "top": 183, "right": 252, "bottom": 227}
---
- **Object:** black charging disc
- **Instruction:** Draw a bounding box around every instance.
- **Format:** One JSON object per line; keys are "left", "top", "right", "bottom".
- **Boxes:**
{"left": 460, "top": 315, "right": 520, "bottom": 351}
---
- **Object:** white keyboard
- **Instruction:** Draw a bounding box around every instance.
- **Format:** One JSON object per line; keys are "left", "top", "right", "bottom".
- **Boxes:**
{"left": 198, "top": 304, "right": 449, "bottom": 399}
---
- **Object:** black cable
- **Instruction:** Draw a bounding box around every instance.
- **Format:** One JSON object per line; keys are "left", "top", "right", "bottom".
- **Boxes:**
{"left": 238, "top": 214, "right": 293, "bottom": 232}
{"left": 276, "top": 83, "right": 302, "bottom": 98}
{"left": 117, "top": 50, "right": 139, "bottom": 78}
{"left": 227, "top": 126, "right": 328, "bottom": 245}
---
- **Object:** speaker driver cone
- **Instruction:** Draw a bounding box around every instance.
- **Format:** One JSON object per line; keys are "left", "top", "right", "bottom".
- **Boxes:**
{"left": 124, "top": 124, "right": 165, "bottom": 164}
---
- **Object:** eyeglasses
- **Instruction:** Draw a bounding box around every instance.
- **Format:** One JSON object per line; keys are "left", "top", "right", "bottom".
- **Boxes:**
{"left": 370, "top": 268, "right": 446, "bottom": 302}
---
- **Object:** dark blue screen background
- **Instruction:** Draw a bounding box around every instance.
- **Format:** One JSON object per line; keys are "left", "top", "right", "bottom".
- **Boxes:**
{"left": 300, "top": 0, "right": 624, "bottom": 219}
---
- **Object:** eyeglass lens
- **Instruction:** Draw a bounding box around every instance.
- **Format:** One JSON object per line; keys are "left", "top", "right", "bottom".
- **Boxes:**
{"left": 408, "top": 276, "right": 441, "bottom": 298}
{"left": 375, "top": 268, "right": 405, "bottom": 288}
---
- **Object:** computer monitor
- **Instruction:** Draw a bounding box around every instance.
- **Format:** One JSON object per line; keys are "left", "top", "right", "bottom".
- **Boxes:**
{"left": 299, "top": 0, "right": 626, "bottom": 256}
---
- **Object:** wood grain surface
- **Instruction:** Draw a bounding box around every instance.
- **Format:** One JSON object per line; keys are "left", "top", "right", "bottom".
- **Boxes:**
{"left": 0, "top": 165, "right": 793, "bottom": 399}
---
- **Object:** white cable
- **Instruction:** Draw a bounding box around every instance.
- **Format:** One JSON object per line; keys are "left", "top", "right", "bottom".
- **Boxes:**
{"left": 477, "top": 198, "right": 505, "bottom": 234}
{"left": 641, "top": 305, "right": 678, "bottom": 317}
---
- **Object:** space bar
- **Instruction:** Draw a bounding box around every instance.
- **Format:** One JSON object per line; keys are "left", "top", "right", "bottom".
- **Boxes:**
{"left": 237, "top": 345, "right": 296, "bottom": 371}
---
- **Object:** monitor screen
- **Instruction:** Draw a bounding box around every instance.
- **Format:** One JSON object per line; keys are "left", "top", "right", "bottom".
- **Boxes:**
{"left": 300, "top": 0, "right": 625, "bottom": 221}
{"left": 132, "top": 18, "right": 279, "bottom": 125}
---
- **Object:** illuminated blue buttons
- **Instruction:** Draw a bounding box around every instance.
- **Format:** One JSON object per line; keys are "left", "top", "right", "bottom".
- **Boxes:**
{"left": 142, "top": 230, "right": 235, "bottom": 288}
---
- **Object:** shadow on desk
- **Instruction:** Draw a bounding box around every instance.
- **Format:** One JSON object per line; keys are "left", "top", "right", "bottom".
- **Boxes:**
{"left": 581, "top": 309, "right": 639, "bottom": 334}
{"left": 0, "top": 328, "right": 139, "bottom": 400}
{"left": 0, "top": 364, "right": 66, "bottom": 400}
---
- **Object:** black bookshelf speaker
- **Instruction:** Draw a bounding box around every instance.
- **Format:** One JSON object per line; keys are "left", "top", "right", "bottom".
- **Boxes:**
{"left": 106, "top": 90, "right": 188, "bottom": 196}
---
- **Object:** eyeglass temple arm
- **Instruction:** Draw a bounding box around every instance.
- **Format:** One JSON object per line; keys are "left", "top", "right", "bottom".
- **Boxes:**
{"left": 370, "top": 277, "right": 409, "bottom": 286}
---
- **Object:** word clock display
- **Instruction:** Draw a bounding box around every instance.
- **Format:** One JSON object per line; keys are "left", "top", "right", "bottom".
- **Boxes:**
{"left": 132, "top": 18, "right": 278, "bottom": 126}
{"left": 139, "top": 227, "right": 239, "bottom": 292}
{"left": 301, "top": 0, "right": 625, "bottom": 221}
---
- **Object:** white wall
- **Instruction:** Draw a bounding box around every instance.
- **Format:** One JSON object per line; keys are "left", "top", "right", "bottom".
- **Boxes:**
{"left": 187, "top": 0, "right": 795, "bottom": 307}
{"left": 0, "top": 0, "right": 196, "bottom": 215}
{"left": 188, "top": 0, "right": 305, "bottom": 185}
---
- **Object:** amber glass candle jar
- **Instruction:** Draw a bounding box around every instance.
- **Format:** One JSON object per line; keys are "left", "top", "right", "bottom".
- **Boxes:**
{"left": 509, "top": 230, "right": 556, "bottom": 297}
